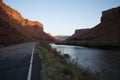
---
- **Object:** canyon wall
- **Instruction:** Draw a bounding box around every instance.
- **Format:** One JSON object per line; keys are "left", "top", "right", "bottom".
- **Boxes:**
{"left": 0, "top": 1, "right": 56, "bottom": 47}
{"left": 65, "top": 7, "right": 120, "bottom": 48}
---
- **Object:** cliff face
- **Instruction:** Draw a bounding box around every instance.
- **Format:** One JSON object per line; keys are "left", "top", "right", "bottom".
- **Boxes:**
{"left": 66, "top": 6, "right": 120, "bottom": 48}
{"left": 66, "top": 29, "right": 89, "bottom": 41}
{"left": 0, "top": 1, "right": 55, "bottom": 47}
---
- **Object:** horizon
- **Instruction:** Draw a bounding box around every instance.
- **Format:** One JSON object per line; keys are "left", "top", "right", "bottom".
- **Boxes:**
{"left": 3, "top": 0, "right": 120, "bottom": 36}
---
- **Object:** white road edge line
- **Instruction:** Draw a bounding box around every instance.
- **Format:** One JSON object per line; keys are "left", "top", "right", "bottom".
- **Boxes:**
{"left": 27, "top": 45, "right": 35, "bottom": 80}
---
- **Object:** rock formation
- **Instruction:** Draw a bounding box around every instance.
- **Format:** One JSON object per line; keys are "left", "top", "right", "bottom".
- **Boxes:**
{"left": 66, "top": 29, "right": 89, "bottom": 41}
{"left": 65, "top": 6, "right": 120, "bottom": 48}
{"left": 0, "top": 1, "right": 56, "bottom": 47}
{"left": 55, "top": 35, "right": 69, "bottom": 41}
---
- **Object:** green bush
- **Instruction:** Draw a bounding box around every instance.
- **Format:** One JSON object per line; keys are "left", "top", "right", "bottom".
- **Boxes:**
{"left": 63, "top": 66, "right": 73, "bottom": 75}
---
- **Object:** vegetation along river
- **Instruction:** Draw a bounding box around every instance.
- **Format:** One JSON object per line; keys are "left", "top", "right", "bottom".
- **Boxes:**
{"left": 50, "top": 43, "right": 120, "bottom": 80}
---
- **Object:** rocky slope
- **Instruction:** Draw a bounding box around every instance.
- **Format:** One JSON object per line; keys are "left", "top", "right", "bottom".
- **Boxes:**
{"left": 65, "top": 6, "right": 120, "bottom": 48}
{"left": 0, "top": 0, "right": 56, "bottom": 47}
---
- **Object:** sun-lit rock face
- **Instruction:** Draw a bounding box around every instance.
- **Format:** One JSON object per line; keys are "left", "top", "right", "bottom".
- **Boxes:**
{"left": 66, "top": 6, "right": 120, "bottom": 47}
{"left": 0, "top": 1, "right": 43, "bottom": 28}
{"left": 0, "top": 0, "right": 56, "bottom": 47}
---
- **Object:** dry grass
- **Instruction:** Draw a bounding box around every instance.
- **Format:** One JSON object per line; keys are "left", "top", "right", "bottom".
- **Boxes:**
{"left": 36, "top": 42, "right": 100, "bottom": 80}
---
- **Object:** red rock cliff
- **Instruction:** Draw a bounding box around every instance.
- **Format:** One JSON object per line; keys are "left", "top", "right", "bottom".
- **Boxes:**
{"left": 66, "top": 6, "right": 120, "bottom": 48}
{"left": 66, "top": 29, "right": 89, "bottom": 41}
{"left": 0, "top": 1, "right": 56, "bottom": 47}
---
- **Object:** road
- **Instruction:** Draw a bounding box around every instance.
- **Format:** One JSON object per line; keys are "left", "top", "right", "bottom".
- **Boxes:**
{"left": 0, "top": 42, "right": 42, "bottom": 80}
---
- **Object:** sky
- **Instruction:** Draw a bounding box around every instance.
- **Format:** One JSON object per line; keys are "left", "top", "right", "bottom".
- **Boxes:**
{"left": 3, "top": 0, "right": 120, "bottom": 36}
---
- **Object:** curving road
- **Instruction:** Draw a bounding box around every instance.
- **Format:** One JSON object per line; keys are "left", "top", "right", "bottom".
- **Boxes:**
{"left": 0, "top": 42, "right": 42, "bottom": 80}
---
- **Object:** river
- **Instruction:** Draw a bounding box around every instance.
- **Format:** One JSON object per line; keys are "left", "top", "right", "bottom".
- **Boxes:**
{"left": 50, "top": 43, "right": 120, "bottom": 80}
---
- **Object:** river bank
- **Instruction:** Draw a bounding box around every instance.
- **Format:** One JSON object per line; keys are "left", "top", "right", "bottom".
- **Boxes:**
{"left": 55, "top": 41, "right": 120, "bottom": 50}
{"left": 36, "top": 42, "right": 100, "bottom": 80}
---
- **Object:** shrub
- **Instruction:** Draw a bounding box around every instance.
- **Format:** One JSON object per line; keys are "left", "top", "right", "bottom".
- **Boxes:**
{"left": 63, "top": 66, "right": 73, "bottom": 75}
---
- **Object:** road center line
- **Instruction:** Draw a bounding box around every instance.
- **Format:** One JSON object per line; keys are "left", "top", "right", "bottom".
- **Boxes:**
{"left": 27, "top": 45, "right": 35, "bottom": 80}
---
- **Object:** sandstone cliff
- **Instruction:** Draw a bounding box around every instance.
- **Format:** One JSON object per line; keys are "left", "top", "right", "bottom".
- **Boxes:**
{"left": 65, "top": 6, "right": 120, "bottom": 48}
{"left": 0, "top": 1, "right": 56, "bottom": 47}
{"left": 66, "top": 29, "right": 89, "bottom": 41}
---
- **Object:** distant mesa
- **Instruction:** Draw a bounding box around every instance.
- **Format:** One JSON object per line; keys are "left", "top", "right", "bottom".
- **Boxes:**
{"left": 0, "top": 0, "right": 56, "bottom": 47}
{"left": 55, "top": 35, "right": 70, "bottom": 41}
{"left": 65, "top": 6, "right": 120, "bottom": 49}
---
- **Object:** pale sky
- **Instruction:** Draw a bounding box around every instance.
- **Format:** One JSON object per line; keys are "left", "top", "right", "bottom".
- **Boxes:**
{"left": 3, "top": 0, "right": 120, "bottom": 36}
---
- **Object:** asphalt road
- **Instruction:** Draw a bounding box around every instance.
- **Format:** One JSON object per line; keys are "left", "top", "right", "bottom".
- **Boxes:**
{"left": 0, "top": 42, "right": 42, "bottom": 80}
